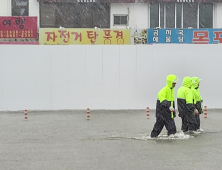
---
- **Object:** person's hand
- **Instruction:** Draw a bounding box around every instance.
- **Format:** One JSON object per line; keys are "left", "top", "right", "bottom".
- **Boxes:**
{"left": 200, "top": 108, "right": 203, "bottom": 114}
{"left": 169, "top": 106, "right": 175, "bottom": 112}
{"left": 194, "top": 109, "right": 199, "bottom": 115}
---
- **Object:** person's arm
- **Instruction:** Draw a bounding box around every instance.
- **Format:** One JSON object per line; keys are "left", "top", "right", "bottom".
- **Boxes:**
{"left": 158, "top": 88, "right": 171, "bottom": 108}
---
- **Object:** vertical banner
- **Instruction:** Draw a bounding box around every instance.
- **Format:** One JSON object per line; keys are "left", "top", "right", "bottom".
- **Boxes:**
{"left": 39, "top": 28, "right": 131, "bottom": 45}
{"left": 0, "top": 17, "right": 38, "bottom": 39}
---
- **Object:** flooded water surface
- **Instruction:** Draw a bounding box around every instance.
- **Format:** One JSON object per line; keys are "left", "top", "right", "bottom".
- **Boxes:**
{"left": 0, "top": 109, "right": 221, "bottom": 170}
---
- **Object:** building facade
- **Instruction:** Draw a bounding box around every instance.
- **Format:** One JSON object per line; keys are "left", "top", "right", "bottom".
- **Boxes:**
{"left": 0, "top": 0, "right": 222, "bottom": 29}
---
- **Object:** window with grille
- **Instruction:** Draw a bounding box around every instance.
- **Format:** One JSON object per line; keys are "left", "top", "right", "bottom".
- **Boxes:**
{"left": 150, "top": 3, "right": 213, "bottom": 29}
{"left": 114, "top": 15, "right": 128, "bottom": 26}
{"left": 12, "top": 0, "right": 29, "bottom": 16}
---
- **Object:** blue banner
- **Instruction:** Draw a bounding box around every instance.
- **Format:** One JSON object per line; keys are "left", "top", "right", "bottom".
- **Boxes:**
{"left": 148, "top": 28, "right": 222, "bottom": 44}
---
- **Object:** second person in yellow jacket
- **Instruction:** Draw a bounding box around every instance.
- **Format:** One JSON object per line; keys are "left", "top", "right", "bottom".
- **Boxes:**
{"left": 177, "top": 77, "right": 198, "bottom": 132}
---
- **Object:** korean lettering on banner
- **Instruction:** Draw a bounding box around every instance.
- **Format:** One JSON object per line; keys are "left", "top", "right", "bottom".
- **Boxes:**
{"left": 87, "top": 30, "right": 98, "bottom": 44}
{"left": 147, "top": 29, "right": 165, "bottom": 44}
{"left": 147, "top": 29, "right": 159, "bottom": 44}
{"left": 178, "top": 29, "right": 184, "bottom": 43}
{"left": 148, "top": 29, "right": 169, "bottom": 44}
{"left": 40, "top": 28, "right": 130, "bottom": 45}
{"left": 213, "top": 30, "right": 222, "bottom": 43}
{"left": 71, "top": 31, "right": 82, "bottom": 42}
{"left": 189, "top": 29, "right": 222, "bottom": 44}
{"left": 14, "top": 18, "right": 26, "bottom": 29}
{"left": 113, "top": 30, "right": 124, "bottom": 44}
{"left": 44, "top": 29, "right": 93, "bottom": 45}
{"left": 45, "top": 31, "right": 58, "bottom": 42}
{"left": 153, "top": 29, "right": 159, "bottom": 43}
{"left": 148, "top": 29, "right": 186, "bottom": 44}
{"left": 192, "top": 30, "right": 210, "bottom": 44}
{"left": 59, "top": 30, "right": 71, "bottom": 43}
{"left": 165, "top": 29, "right": 187, "bottom": 43}
{"left": 148, "top": 28, "right": 222, "bottom": 44}
{"left": 103, "top": 30, "right": 112, "bottom": 44}
{"left": 101, "top": 29, "right": 129, "bottom": 44}
{"left": 165, "top": 29, "right": 171, "bottom": 43}
{"left": 0, "top": 17, "right": 37, "bottom": 39}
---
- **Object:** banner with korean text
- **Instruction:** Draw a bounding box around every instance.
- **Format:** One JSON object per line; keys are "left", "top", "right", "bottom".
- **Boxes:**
{"left": 39, "top": 28, "right": 131, "bottom": 45}
{"left": 148, "top": 28, "right": 222, "bottom": 44}
{"left": 0, "top": 17, "right": 38, "bottom": 39}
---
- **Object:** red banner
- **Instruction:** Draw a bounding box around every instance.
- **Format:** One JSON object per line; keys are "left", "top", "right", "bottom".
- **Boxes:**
{"left": 0, "top": 17, "right": 38, "bottom": 39}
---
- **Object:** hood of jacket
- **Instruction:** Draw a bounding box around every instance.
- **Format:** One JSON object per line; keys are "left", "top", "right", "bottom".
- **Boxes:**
{"left": 192, "top": 77, "right": 200, "bottom": 89}
{"left": 166, "top": 74, "right": 178, "bottom": 89}
{"left": 183, "top": 77, "right": 192, "bottom": 88}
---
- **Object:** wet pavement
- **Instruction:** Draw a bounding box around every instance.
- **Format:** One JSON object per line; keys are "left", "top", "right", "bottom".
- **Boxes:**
{"left": 0, "top": 109, "right": 221, "bottom": 170}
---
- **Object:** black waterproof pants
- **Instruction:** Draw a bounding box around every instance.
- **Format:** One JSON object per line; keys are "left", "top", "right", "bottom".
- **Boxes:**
{"left": 194, "top": 114, "right": 200, "bottom": 129}
{"left": 181, "top": 113, "right": 197, "bottom": 132}
{"left": 151, "top": 117, "right": 176, "bottom": 137}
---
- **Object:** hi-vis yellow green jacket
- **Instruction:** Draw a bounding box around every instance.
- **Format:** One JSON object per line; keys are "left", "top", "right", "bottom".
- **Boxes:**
{"left": 156, "top": 74, "right": 178, "bottom": 119}
{"left": 177, "top": 77, "right": 195, "bottom": 117}
{"left": 191, "top": 77, "right": 203, "bottom": 114}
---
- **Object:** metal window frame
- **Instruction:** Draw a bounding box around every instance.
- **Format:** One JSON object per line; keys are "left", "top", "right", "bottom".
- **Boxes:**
{"left": 113, "top": 14, "right": 128, "bottom": 26}
{"left": 173, "top": 3, "right": 176, "bottom": 29}
{"left": 149, "top": 2, "right": 213, "bottom": 29}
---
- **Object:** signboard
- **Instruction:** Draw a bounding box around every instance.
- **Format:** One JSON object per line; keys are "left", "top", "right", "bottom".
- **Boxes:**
{"left": 39, "top": 28, "right": 131, "bottom": 45}
{"left": 148, "top": 28, "right": 222, "bottom": 44}
{"left": 0, "top": 17, "right": 38, "bottom": 39}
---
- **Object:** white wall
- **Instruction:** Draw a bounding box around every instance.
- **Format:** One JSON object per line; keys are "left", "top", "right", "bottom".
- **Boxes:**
{"left": 132, "top": 3, "right": 149, "bottom": 29}
{"left": 214, "top": 3, "right": 222, "bottom": 28}
{"left": 0, "top": 0, "right": 11, "bottom": 16}
{"left": 0, "top": 44, "right": 221, "bottom": 111}
{"left": 29, "top": 0, "right": 40, "bottom": 28}
{"left": 110, "top": 3, "right": 148, "bottom": 29}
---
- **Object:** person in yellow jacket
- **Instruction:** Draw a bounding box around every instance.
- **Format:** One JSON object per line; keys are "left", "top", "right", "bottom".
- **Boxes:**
{"left": 177, "top": 77, "right": 198, "bottom": 132}
{"left": 191, "top": 77, "right": 203, "bottom": 130}
{"left": 151, "top": 74, "right": 178, "bottom": 138}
